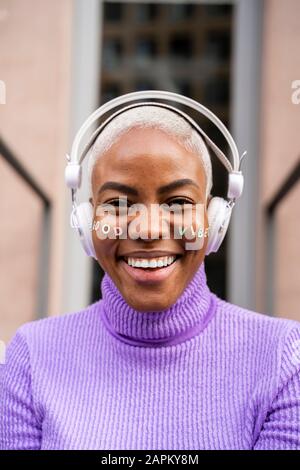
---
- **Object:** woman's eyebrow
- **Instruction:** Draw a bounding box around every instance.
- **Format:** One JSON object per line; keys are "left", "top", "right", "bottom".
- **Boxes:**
{"left": 97, "top": 178, "right": 199, "bottom": 197}
{"left": 157, "top": 179, "right": 200, "bottom": 194}
{"left": 97, "top": 181, "right": 138, "bottom": 196}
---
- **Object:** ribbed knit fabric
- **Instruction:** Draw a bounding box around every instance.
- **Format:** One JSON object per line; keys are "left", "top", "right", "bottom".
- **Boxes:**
{"left": 1, "top": 261, "right": 300, "bottom": 450}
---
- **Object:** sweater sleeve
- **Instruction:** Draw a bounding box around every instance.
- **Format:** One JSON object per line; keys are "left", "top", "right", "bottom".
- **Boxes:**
{"left": 253, "top": 325, "right": 300, "bottom": 450}
{"left": 0, "top": 328, "right": 42, "bottom": 450}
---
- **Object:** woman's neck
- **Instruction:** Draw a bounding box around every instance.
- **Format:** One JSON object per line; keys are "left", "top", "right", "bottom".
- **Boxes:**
{"left": 100, "top": 261, "right": 217, "bottom": 347}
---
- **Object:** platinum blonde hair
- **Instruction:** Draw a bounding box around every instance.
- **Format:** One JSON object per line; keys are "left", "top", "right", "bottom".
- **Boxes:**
{"left": 87, "top": 105, "right": 213, "bottom": 199}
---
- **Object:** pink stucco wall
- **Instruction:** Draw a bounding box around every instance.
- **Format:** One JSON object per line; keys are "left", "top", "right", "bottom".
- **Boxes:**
{"left": 257, "top": 0, "right": 300, "bottom": 320}
{"left": 0, "top": 0, "right": 72, "bottom": 341}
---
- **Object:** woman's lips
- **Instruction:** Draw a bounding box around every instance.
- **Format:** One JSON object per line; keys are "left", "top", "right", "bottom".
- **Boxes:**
{"left": 119, "top": 257, "right": 180, "bottom": 283}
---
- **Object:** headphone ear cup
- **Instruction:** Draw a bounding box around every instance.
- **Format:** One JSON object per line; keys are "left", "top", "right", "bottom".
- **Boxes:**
{"left": 206, "top": 197, "right": 232, "bottom": 255}
{"left": 73, "top": 202, "right": 97, "bottom": 260}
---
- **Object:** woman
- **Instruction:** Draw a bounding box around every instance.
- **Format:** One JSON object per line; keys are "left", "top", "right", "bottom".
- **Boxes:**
{"left": 1, "top": 104, "right": 300, "bottom": 450}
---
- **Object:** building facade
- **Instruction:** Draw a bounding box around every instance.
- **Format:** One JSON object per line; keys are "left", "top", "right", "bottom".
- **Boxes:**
{"left": 0, "top": 0, "right": 299, "bottom": 342}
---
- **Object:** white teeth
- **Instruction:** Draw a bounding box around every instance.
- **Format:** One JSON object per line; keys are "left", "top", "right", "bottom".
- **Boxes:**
{"left": 125, "top": 255, "right": 176, "bottom": 269}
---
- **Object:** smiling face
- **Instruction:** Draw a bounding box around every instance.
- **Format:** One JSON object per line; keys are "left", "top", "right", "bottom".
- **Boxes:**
{"left": 90, "top": 126, "right": 210, "bottom": 312}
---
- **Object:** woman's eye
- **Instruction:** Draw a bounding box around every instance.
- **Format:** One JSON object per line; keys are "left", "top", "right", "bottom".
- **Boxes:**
{"left": 166, "top": 198, "right": 193, "bottom": 206}
{"left": 98, "top": 199, "right": 131, "bottom": 214}
{"left": 103, "top": 199, "right": 131, "bottom": 208}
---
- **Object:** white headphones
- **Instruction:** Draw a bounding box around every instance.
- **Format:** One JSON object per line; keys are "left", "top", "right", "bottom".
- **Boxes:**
{"left": 65, "top": 90, "right": 245, "bottom": 259}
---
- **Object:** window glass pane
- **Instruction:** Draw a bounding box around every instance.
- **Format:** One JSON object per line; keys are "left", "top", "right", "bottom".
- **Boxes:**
{"left": 133, "top": 3, "right": 158, "bottom": 22}
{"left": 169, "top": 34, "right": 193, "bottom": 59}
{"left": 104, "top": 2, "right": 124, "bottom": 22}
{"left": 103, "top": 38, "right": 123, "bottom": 70}
{"left": 168, "top": 3, "right": 196, "bottom": 22}
{"left": 136, "top": 37, "right": 157, "bottom": 60}
{"left": 203, "top": 4, "right": 232, "bottom": 18}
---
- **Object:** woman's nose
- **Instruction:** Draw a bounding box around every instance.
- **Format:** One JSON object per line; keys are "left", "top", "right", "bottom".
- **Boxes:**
{"left": 128, "top": 204, "right": 171, "bottom": 240}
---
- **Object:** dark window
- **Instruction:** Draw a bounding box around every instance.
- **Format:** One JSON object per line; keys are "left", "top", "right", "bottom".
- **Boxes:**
{"left": 133, "top": 3, "right": 158, "bottom": 22}
{"left": 104, "top": 2, "right": 124, "bottom": 22}
{"left": 204, "top": 77, "right": 230, "bottom": 106}
{"left": 135, "top": 79, "right": 156, "bottom": 91}
{"left": 136, "top": 37, "right": 157, "bottom": 59}
{"left": 169, "top": 34, "right": 193, "bottom": 59}
{"left": 205, "top": 31, "right": 231, "bottom": 62}
{"left": 174, "top": 80, "right": 192, "bottom": 98}
{"left": 203, "top": 4, "right": 232, "bottom": 18}
{"left": 103, "top": 38, "right": 123, "bottom": 70}
{"left": 101, "top": 82, "right": 122, "bottom": 103}
{"left": 169, "top": 3, "right": 196, "bottom": 21}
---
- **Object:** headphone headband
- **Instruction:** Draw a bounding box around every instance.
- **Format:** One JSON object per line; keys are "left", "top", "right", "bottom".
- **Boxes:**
{"left": 80, "top": 101, "right": 233, "bottom": 173}
{"left": 65, "top": 90, "right": 247, "bottom": 257}
{"left": 65, "top": 90, "right": 245, "bottom": 201}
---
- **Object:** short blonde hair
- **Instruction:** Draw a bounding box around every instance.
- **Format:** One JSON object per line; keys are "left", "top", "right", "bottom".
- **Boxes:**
{"left": 88, "top": 105, "right": 213, "bottom": 198}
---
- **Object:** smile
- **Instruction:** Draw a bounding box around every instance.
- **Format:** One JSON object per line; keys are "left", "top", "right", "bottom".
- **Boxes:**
{"left": 124, "top": 255, "right": 176, "bottom": 269}
{"left": 119, "top": 254, "right": 182, "bottom": 283}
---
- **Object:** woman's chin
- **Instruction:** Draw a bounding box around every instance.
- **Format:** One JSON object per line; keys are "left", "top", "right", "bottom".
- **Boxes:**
{"left": 123, "top": 294, "right": 177, "bottom": 312}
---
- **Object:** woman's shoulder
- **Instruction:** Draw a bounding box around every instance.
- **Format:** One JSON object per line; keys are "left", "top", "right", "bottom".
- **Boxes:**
{"left": 214, "top": 295, "right": 300, "bottom": 369}
{"left": 11, "top": 300, "right": 103, "bottom": 349}
{"left": 215, "top": 295, "right": 300, "bottom": 332}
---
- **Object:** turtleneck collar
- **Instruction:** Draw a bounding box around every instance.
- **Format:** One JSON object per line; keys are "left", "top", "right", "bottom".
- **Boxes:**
{"left": 100, "top": 261, "right": 217, "bottom": 348}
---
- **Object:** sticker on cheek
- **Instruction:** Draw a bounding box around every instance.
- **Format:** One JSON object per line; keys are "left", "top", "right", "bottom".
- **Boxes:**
{"left": 172, "top": 203, "right": 208, "bottom": 250}
{"left": 93, "top": 215, "right": 122, "bottom": 240}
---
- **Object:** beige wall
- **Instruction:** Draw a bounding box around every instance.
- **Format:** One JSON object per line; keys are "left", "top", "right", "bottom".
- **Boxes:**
{"left": 257, "top": 0, "right": 300, "bottom": 319}
{"left": 0, "top": 0, "right": 73, "bottom": 341}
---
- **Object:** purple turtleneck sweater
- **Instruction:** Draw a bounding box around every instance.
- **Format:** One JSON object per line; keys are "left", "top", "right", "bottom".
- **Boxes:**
{"left": 1, "top": 262, "right": 300, "bottom": 450}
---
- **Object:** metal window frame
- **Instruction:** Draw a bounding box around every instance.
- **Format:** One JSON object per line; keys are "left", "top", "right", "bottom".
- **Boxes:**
{"left": 0, "top": 137, "right": 51, "bottom": 318}
{"left": 265, "top": 158, "right": 300, "bottom": 314}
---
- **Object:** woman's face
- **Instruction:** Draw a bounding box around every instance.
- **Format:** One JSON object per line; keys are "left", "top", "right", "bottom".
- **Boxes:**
{"left": 90, "top": 126, "right": 210, "bottom": 311}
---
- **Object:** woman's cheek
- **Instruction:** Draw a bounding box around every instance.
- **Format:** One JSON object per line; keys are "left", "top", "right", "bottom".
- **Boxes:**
{"left": 172, "top": 205, "right": 208, "bottom": 251}
{"left": 91, "top": 213, "right": 121, "bottom": 266}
